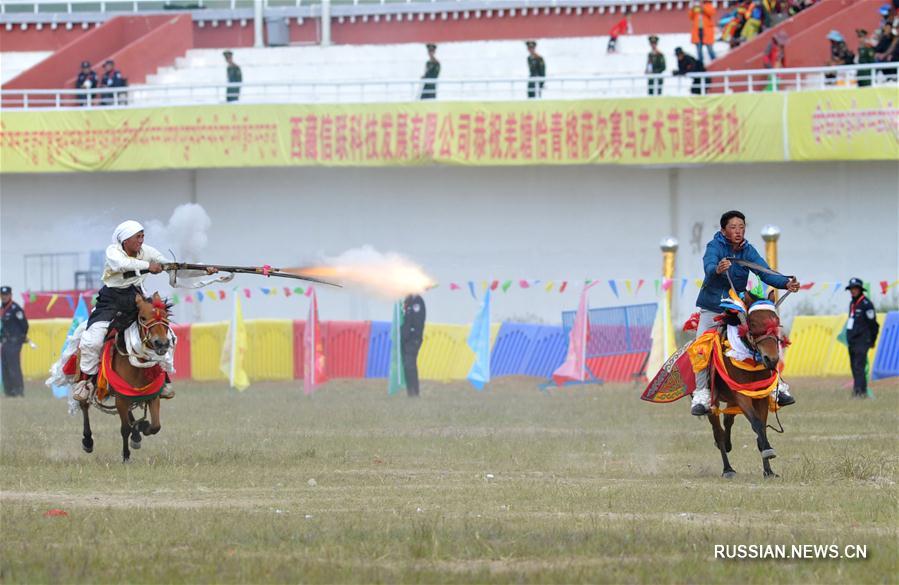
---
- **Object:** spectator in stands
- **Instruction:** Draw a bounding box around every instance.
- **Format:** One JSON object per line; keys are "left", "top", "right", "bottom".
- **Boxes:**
{"left": 673, "top": 47, "right": 706, "bottom": 95}
{"left": 845, "top": 278, "right": 879, "bottom": 399}
{"left": 420, "top": 43, "right": 440, "bottom": 100}
{"left": 825, "top": 30, "right": 855, "bottom": 85}
{"left": 223, "top": 50, "right": 242, "bottom": 103}
{"left": 526, "top": 41, "right": 546, "bottom": 99}
{"left": 690, "top": 0, "right": 717, "bottom": 64}
{"left": 75, "top": 60, "right": 98, "bottom": 107}
{"left": 607, "top": 14, "right": 632, "bottom": 53}
{"left": 762, "top": 31, "right": 787, "bottom": 90}
{"left": 857, "top": 29, "right": 876, "bottom": 87}
{"left": 100, "top": 59, "right": 127, "bottom": 106}
{"left": 646, "top": 35, "right": 666, "bottom": 95}
{"left": 401, "top": 293, "right": 426, "bottom": 397}
{"left": 740, "top": 1, "right": 764, "bottom": 42}
{"left": 788, "top": 0, "right": 816, "bottom": 15}
{"left": 721, "top": 2, "right": 749, "bottom": 48}
{"left": 874, "top": 22, "right": 899, "bottom": 80}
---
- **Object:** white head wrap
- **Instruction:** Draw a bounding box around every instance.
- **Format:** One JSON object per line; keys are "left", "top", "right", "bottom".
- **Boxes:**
{"left": 113, "top": 220, "right": 144, "bottom": 244}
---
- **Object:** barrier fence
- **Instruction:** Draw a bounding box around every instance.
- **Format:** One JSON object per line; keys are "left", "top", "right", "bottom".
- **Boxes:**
{"left": 18, "top": 312, "right": 898, "bottom": 384}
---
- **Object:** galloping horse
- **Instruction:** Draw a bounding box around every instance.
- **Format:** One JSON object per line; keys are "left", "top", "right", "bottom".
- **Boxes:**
{"left": 78, "top": 293, "right": 175, "bottom": 462}
{"left": 706, "top": 290, "right": 788, "bottom": 478}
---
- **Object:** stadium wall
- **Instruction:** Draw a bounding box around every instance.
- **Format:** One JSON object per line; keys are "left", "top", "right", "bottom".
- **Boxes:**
{"left": 1, "top": 161, "right": 896, "bottom": 326}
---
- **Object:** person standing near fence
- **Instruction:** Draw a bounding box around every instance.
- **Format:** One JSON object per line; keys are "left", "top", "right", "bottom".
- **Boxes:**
{"left": 646, "top": 35, "right": 666, "bottom": 95}
{"left": 526, "top": 41, "right": 546, "bottom": 99}
{"left": 689, "top": 0, "right": 717, "bottom": 64}
{"left": 401, "top": 294, "right": 426, "bottom": 397}
{"left": 224, "top": 50, "right": 242, "bottom": 103}
{"left": 420, "top": 44, "right": 441, "bottom": 100}
{"left": 845, "top": 278, "right": 880, "bottom": 399}
{"left": 1, "top": 286, "right": 29, "bottom": 397}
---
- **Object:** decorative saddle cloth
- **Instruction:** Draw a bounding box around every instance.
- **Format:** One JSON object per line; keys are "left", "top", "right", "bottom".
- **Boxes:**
{"left": 97, "top": 339, "right": 166, "bottom": 401}
{"left": 642, "top": 328, "right": 779, "bottom": 415}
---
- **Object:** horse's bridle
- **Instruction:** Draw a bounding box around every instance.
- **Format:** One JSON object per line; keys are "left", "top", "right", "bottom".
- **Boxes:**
{"left": 137, "top": 308, "right": 172, "bottom": 348}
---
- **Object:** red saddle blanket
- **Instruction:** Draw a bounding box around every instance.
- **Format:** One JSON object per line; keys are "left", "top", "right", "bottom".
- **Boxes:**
{"left": 98, "top": 340, "right": 165, "bottom": 401}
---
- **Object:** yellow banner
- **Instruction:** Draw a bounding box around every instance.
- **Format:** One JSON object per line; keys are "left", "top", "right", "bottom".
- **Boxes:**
{"left": 787, "top": 87, "right": 899, "bottom": 161}
{"left": 0, "top": 93, "right": 790, "bottom": 172}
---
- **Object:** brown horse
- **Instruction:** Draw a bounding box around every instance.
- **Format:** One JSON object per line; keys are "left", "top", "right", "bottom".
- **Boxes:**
{"left": 80, "top": 293, "right": 174, "bottom": 462}
{"left": 707, "top": 290, "right": 788, "bottom": 479}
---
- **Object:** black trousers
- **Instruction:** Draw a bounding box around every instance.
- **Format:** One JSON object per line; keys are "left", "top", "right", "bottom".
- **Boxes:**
{"left": 527, "top": 81, "right": 543, "bottom": 99}
{"left": 420, "top": 83, "right": 437, "bottom": 100}
{"left": 848, "top": 344, "right": 869, "bottom": 396}
{"left": 648, "top": 78, "right": 664, "bottom": 95}
{"left": 1, "top": 341, "right": 25, "bottom": 396}
{"left": 402, "top": 338, "right": 422, "bottom": 397}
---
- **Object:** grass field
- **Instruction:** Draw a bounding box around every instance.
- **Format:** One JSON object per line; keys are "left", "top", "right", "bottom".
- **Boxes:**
{"left": 1, "top": 377, "right": 897, "bottom": 584}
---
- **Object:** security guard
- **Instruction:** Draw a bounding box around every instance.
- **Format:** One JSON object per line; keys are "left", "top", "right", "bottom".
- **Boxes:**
{"left": 401, "top": 294, "right": 426, "bottom": 397}
{"left": 100, "top": 59, "right": 127, "bottom": 106}
{"left": 223, "top": 50, "right": 242, "bottom": 103}
{"left": 526, "top": 41, "right": 546, "bottom": 99}
{"left": 646, "top": 35, "right": 666, "bottom": 95}
{"left": 845, "top": 278, "right": 880, "bottom": 398}
{"left": 1, "top": 286, "right": 29, "bottom": 397}
{"left": 856, "top": 29, "right": 875, "bottom": 87}
{"left": 420, "top": 43, "right": 441, "bottom": 100}
{"left": 75, "top": 60, "right": 98, "bottom": 107}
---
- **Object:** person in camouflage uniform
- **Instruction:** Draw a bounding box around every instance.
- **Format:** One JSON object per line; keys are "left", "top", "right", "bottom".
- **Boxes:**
{"left": 856, "top": 29, "right": 876, "bottom": 87}
{"left": 646, "top": 35, "right": 667, "bottom": 95}
{"left": 420, "top": 44, "right": 441, "bottom": 100}
{"left": 526, "top": 41, "right": 546, "bottom": 99}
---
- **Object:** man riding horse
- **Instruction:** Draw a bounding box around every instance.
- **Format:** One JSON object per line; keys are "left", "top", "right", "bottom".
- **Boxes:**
{"left": 72, "top": 220, "right": 216, "bottom": 403}
{"left": 690, "top": 210, "right": 801, "bottom": 416}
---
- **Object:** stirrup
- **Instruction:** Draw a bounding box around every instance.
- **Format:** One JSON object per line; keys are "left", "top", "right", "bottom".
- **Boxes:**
{"left": 160, "top": 385, "right": 175, "bottom": 399}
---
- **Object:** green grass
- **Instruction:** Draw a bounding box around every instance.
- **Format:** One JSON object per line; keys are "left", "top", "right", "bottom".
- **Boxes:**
{"left": 1, "top": 377, "right": 897, "bottom": 584}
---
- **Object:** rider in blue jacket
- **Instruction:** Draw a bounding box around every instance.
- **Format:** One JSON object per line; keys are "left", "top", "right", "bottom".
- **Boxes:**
{"left": 690, "top": 210, "right": 802, "bottom": 416}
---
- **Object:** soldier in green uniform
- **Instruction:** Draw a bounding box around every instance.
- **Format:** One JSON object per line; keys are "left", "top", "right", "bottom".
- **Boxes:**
{"left": 420, "top": 43, "right": 441, "bottom": 100}
{"left": 526, "top": 40, "right": 546, "bottom": 99}
{"left": 223, "top": 50, "right": 242, "bottom": 103}
{"left": 856, "top": 29, "right": 876, "bottom": 87}
{"left": 646, "top": 35, "right": 667, "bottom": 95}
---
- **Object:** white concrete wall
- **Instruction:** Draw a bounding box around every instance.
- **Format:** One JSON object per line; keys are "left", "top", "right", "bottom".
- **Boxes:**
{"left": 1, "top": 162, "right": 897, "bottom": 326}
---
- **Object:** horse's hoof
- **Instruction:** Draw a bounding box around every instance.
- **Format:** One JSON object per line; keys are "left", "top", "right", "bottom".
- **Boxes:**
{"left": 82, "top": 444, "right": 93, "bottom": 454}
{"left": 764, "top": 471, "right": 780, "bottom": 479}
{"left": 722, "top": 470, "right": 736, "bottom": 479}
{"left": 761, "top": 449, "right": 777, "bottom": 460}
{"left": 130, "top": 438, "right": 142, "bottom": 450}
{"left": 122, "top": 458, "right": 132, "bottom": 464}
{"left": 138, "top": 421, "right": 151, "bottom": 435}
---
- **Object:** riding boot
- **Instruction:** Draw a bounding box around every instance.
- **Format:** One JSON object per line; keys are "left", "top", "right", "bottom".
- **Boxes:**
{"left": 775, "top": 378, "right": 795, "bottom": 407}
{"left": 160, "top": 373, "right": 175, "bottom": 399}
{"left": 72, "top": 372, "right": 95, "bottom": 403}
{"left": 691, "top": 364, "right": 712, "bottom": 416}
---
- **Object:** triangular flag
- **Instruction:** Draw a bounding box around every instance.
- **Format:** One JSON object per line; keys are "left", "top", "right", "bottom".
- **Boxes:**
{"left": 260, "top": 287, "right": 270, "bottom": 296}
{"left": 293, "top": 287, "right": 304, "bottom": 294}
{"left": 206, "top": 290, "right": 217, "bottom": 300}
{"left": 831, "top": 282, "right": 842, "bottom": 297}
{"left": 559, "top": 281, "right": 568, "bottom": 294}
{"left": 467, "top": 289, "right": 491, "bottom": 390}
{"left": 388, "top": 300, "right": 406, "bottom": 395}
{"left": 680, "top": 278, "right": 688, "bottom": 297}
{"left": 449, "top": 282, "right": 461, "bottom": 291}
{"left": 304, "top": 287, "right": 327, "bottom": 395}
{"left": 519, "top": 280, "right": 530, "bottom": 289}
{"left": 799, "top": 282, "right": 815, "bottom": 290}
{"left": 661, "top": 278, "right": 673, "bottom": 292}
{"left": 553, "top": 281, "right": 600, "bottom": 385}
{"left": 468, "top": 281, "right": 477, "bottom": 300}
{"left": 220, "top": 294, "right": 250, "bottom": 391}
{"left": 196, "top": 292, "right": 204, "bottom": 303}
{"left": 608, "top": 280, "right": 619, "bottom": 298}
{"left": 172, "top": 294, "right": 180, "bottom": 305}
{"left": 185, "top": 294, "right": 194, "bottom": 303}
{"left": 501, "top": 280, "right": 512, "bottom": 293}
{"left": 490, "top": 280, "right": 499, "bottom": 291}
{"left": 64, "top": 295, "right": 75, "bottom": 312}
{"left": 694, "top": 278, "right": 704, "bottom": 289}
{"left": 284, "top": 287, "right": 292, "bottom": 297}
{"left": 880, "top": 281, "right": 889, "bottom": 295}
{"left": 46, "top": 294, "right": 59, "bottom": 311}
{"left": 244, "top": 288, "right": 251, "bottom": 298}
{"left": 218, "top": 290, "right": 227, "bottom": 300}
{"left": 304, "top": 287, "right": 313, "bottom": 297}
{"left": 636, "top": 279, "right": 645, "bottom": 295}
{"left": 654, "top": 279, "right": 660, "bottom": 296}
{"left": 624, "top": 279, "right": 633, "bottom": 295}
{"left": 545, "top": 281, "right": 554, "bottom": 292}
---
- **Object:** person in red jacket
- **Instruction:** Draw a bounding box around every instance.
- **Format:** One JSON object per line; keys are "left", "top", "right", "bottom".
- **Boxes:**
{"left": 607, "top": 14, "right": 632, "bottom": 53}
{"left": 690, "top": 0, "right": 717, "bottom": 63}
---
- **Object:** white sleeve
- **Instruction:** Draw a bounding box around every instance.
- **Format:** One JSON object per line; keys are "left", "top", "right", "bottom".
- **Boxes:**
{"left": 105, "top": 244, "right": 150, "bottom": 272}
{"left": 141, "top": 245, "right": 170, "bottom": 265}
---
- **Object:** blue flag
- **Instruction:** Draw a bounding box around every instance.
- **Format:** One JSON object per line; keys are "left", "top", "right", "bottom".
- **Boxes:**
{"left": 53, "top": 296, "right": 90, "bottom": 398}
{"left": 466, "top": 289, "right": 491, "bottom": 390}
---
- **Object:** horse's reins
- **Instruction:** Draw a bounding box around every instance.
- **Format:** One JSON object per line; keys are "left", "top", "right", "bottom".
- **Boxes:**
{"left": 721, "top": 259, "right": 794, "bottom": 434}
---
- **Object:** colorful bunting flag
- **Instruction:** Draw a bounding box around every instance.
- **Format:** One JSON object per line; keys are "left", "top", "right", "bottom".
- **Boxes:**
{"left": 680, "top": 278, "right": 688, "bottom": 297}
{"left": 304, "top": 287, "right": 327, "bottom": 395}
{"left": 519, "top": 280, "right": 530, "bottom": 289}
{"left": 220, "top": 294, "right": 250, "bottom": 391}
{"left": 552, "top": 281, "right": 600, "bottom": 386}
{"left": 501, "top": 280, "right": 512, "bottom": 293}
{"left": 636, "top": 279, "right": 645, "bottom": 295}
{"left": 559, "top": 281, "right": 568, "bottom": 294}
{"left": 545, "top": 281, "right": 554, "bottom": 292}
{"left": 449, "top": 282, "right": 461, "bottom": 290}
{"left": 467, "top": 289, "right": 492, "bottom": 390}
{"left": 388, "top": 300, "right": 406, "bottom": 396}
{"left": 624, "top": 279, "right": 633, "bottom": 296}
{"left": 608, "top": 280, "right": 619, "bottom": 298}
{"left": 490, "top": 280, "right": 499, "bottom": 291}
{"left": 468, "top": 281, "right": 477, "bottom": 300}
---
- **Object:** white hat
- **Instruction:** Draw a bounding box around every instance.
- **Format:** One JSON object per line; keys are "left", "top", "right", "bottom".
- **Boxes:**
{"left": 113, "top": 220, "right": 144, "bottom": 244}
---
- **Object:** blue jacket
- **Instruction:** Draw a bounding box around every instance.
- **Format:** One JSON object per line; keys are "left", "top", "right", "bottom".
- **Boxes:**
{"left": 695, "top": 231, "right": 790, "bottom": 312}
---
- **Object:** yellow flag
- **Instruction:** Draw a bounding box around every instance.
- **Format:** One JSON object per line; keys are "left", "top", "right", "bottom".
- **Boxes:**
{"left": 221, "top": 294, "right": 250, "bottom": 391}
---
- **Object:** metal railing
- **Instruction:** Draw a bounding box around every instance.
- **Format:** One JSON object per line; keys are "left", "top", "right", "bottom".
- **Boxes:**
{"left": 1, "top": 64, "right": 894, "bottom": 109}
